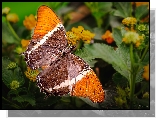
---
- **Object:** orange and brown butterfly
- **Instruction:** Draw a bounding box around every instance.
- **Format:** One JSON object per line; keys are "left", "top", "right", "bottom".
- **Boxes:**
{"left": 23, "top": 5, "right": 104, "bottom": 103}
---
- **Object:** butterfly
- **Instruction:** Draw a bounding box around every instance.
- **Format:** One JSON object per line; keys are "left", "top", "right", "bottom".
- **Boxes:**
{"left": 23, "top": 5, "right": 104, "bottom": 103}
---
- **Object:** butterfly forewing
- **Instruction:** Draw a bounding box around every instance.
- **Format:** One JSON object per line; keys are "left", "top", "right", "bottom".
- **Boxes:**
{"left": 23, "top": 5, "right": 68, "bottom": 69}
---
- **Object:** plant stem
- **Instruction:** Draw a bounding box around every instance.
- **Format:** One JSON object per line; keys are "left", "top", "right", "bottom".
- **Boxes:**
{"left": 129, "top": 43, "right": 135, "bottom": 108}
{"left": 6, "top": 18, "right": 21, "bottom": 42}
{"left": 28, "top": 80, "right": 31, "bottom": 91}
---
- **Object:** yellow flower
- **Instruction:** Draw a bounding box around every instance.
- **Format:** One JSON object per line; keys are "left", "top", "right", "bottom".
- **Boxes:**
{"left": 72, "top": 26, "right": 84, "bottom": 35}
{"left": 25, "top": 67, "right": 39, "bottom": 82}
{"left": 66, "top": 31, "right": 80, "bottom": 45}
{"left": 67, "top": 26, "right": 95, "bottom": 45}
{"left": 23, "top": 14, "right": 37, "bottom": 30}
{"left": 135, "top": 35, "right": 144, "bottom": 48}
{"left": 101, "top": 30, "right": 114, "bottom": 44}
{"left": 2, "top": 7, "right": 10, "bottom": 15}
{"left": 81, "top": 30, "right": 95, "bottom": 43}
{"left": 10, "top": 80, "right": 20, "bottom": 90}
{"left": 142, "top": 64, "right": 149, "bottom": 81}
{"left": 122, "top": 31, "right": 140, "bottom": 44}
{"left": 21, "top": 39, "right": 30, "bottom": 48}
{"left": 6, "top": 13, "right": 19, "bottom": 23}
{"left": 122, "top": 17, "right": 137, "bottom": 26}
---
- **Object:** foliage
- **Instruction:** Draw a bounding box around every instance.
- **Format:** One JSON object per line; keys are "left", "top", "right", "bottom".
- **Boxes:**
{"left": 2, "top": 2, "right": 149, "bottom": 109}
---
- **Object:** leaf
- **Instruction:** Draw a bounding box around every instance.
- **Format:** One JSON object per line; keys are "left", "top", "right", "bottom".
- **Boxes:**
{"left": 8, "top": 87, "right": 28, "bottom": 98}
{"left": 2, "top": 57, "right": 25, "bottom": 89}
{"left": 112, "top": 28, "right": 123, "bottom": 46}
{"left": 112, "top": 2, "right": 132, "bottom": 18}
{"left": 2, "top": 22, "right": 18, "bottom": 44}
{"left": 12, "top": 94, "right": 36, "bottom": 106}
{"left": 74, "top": 45, "right": 95, "bottom": 63}
{"left": 85, "top": 43, "right": 128, "bottom": 70}
{"left": 79, "top": 97, "right": 100, "bottom": 108}
{"left": 75, "top": 47, "right": 97, "bottom": 68}
{"left": 113, "top": 43, "right": 130, "bottom": 79}
{"left": 135, "top": 5, "right": 149, "bottom": 20}
{"left": 76, "top": 42, "right": 131, "bottom": 80}
{"left": 135, "top": 68, "right": 143, "bottom": 83}
{"left": 61, "top": 96, "right": 71, "bottom": 103}
{"left": 2, "top": 57, "right": 15, "bottom": 88}
{"left": 14, "top": 67, "right": 25, "bottom": 86}
{"left": 98, "top": 2, "right": 112, "bottom": 11}
{"left": 7, "top": 89, "right": 18, "bottom": 97}
{"left": 74, "top": 97, "right": 86, "bottom": 108}
{"left": 143, "top": 50, "right": 149, "bottom": 66}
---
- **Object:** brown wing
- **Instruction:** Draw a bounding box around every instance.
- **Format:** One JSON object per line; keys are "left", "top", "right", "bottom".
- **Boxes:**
{"left": 23, "top": 5, "right": 68, "bottom": 69}
{"left": 36, "top": 53, "right": 104, "bottom": 103}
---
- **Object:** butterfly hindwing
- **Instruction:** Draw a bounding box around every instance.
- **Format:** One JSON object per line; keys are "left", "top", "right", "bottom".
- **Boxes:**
{"left": 37, "top": 53, "right": 104, "bottom": 102}
{"left": 67, "top": 54, "right": 104, "bottom": 103}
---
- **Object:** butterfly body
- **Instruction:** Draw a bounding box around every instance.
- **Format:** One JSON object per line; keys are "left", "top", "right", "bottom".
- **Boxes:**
{"left": 23, "top": 5, "right": 104, "bottom": 103}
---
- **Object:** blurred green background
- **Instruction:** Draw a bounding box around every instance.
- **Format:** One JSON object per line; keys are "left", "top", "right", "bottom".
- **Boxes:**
{"left": 2, "top": 2, "right": 45, "bottom": 25}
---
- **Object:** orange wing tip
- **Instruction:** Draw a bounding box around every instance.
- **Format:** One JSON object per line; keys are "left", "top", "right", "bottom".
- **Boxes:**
{"left": 32, "top": 5, "right": 61, "bottom": 39}
{"left": 71, "top": 70, "right": 104, "bottom": 103}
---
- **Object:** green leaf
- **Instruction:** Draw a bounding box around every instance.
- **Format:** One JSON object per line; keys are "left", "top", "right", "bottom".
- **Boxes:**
{"left": 2, "top": 57, "right": 14, "bottom": 88}
{"left": 135, "top": 5, "right": 149, "bottom": 21}
{"left": 113, "top": 43, "right": 130, "bottom": 79}
{"left": 61, "top": 96, "right": 71, "bottom": 103}
{"left": 8, "top": 87, "right": 28, "bottom": 98}
{"left": 74, "top": 45, "right": 95, "bottom": 63}
{"left": 2, "top": 57, "right": 25, "bottom": 89}
{"left": 142, "top": 50, "right": 149, "bottom": 66}
{"left": 79, "top": 97, "right": 100, "bottom": 108}
{"left": 12, "top": 94, "right": 35, "bottom": 106}
{"left": 112, "top": 28, "right": 123, "bottom": 46}
{"left": 2, "top": 22, "right": 18, "bottom": 44}
{"left": 85, "top": 43, "right": 128, "bottom": 70}
{"left": 76, "top": 43, "right": 130, "bottom": 80}
{"left": 112, "top": 2, "right": 132, "bottom": 18}
{"left": 98, "top": 2, "right": 112, "bottom": 11}
{"left": 14, "top": 67, "right": 25, "bottom": 86}
{"left": 74, "top": 97, "right": 86, "bottom": 108}
{"left": 135, "top": 68, "right": 143, "bottom": 83}
{"left": 7, "top": 89, "right": 18, "bottom": 97}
